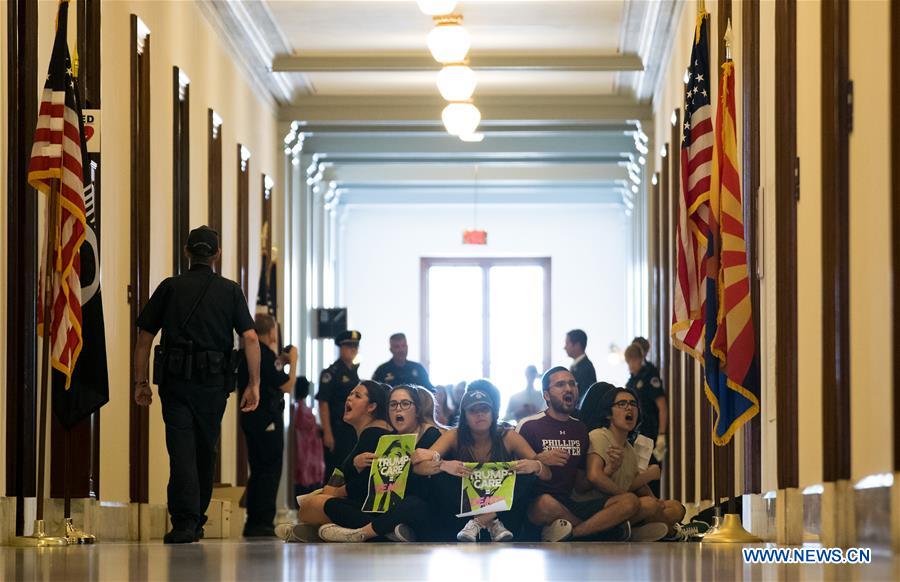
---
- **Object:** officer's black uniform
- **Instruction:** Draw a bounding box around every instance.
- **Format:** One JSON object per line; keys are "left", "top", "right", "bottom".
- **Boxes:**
{"left": 316, "top": 330, "right": 361, "bottom": 479}
{"left": 372, "top": 359, "right": 434, "bottom": 391}
{"left": 626, "top": 362, "right": 666, "bottom": 497}
{"left": 238, "top": 343, "right": 288, "bottom": 535}
{"left": 136, "top": 226, "right": 254, "bottom": 537}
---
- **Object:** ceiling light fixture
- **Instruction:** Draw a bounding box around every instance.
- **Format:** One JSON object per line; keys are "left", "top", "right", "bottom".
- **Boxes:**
{"left": 417, "top": 0, "right": 458, "bottom": 16}
{"left": 442, "top": 101, "right": 481, "bottom": 136}
{"left": 459, "top": 132, "right": 484, "bottom": 143}
{"left": 436, "top": 63, "right": 477, "bottom": 101}
{"left": 428, "top": 15, "right": 470, "bottom": 64}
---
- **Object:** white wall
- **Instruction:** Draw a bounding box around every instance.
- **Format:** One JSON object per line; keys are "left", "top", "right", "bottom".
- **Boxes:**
{"left": 338, "top": 202, "right": 633, "bottom": 396}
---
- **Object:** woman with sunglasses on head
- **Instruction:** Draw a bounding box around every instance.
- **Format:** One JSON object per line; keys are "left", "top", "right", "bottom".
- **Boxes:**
{"left": 312, "top": 380, "right": 430, "bottom": 543}
{"left": 413, "top": 379, "right": 552, "bottom": 542}
{"left": 581, "top": 385, "right": 684, "bottom": 541}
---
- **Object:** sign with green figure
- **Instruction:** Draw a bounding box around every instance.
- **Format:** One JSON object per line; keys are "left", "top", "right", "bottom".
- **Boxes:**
{"left": 457, "top": 462, "right": 517, "bottom": 517}
{"left": 362, "top": 434, "right": 417, "bottom": 513}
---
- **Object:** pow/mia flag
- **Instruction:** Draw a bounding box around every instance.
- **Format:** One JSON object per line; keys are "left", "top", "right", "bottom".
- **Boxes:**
{"left": 50, "top": 34, "right": 110, "bottom": 429}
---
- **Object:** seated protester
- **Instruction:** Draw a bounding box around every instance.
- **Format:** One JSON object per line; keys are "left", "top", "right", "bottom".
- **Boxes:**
{"left": 518, "top": 369, "right": 642, "bottom": 542}
{"left": 414, "top": 385, "right": 448, "bottom": 433}
{"left": 316, "top": 381, "right": 431, "bottom": 543}
{"left": 582, "top": 386, "right": 685, "bottom": 540}
{"left": 413, "top": 383, "right": 551, "bottom": 542}
{"left": 388, "top": 385, "right": 442, "bottom": 448}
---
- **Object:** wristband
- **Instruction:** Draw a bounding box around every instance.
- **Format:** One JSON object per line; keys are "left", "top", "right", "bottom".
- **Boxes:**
{"left": 536, "top": 460, "right": 544, "bottom": 474}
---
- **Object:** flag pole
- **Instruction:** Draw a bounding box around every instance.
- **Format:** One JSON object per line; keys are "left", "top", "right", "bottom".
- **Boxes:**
{"left": 12, "top": 178, "right": 67, "bottom": 547}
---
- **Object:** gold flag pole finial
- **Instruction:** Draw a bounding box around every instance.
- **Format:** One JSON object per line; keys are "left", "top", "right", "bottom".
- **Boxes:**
{"left": 725, "top": 18, "right": 734, "bottom": 61}
{"left": 698, "top": 0, "right": 706, "bottom": 15}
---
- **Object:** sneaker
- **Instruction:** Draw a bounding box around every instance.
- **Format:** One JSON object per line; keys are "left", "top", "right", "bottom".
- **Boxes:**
{"left": 276, "top": 523, "right": 322, "bottom": 543}
{"left": 456, "top": 519, "right": 482, "bottom": 542}
{"left": 628, "top": 522, "right": 669, "bottom": 542}
{"left": 541, "top": 519, "right": 573, "bottom": 542}
{"left": 487, "top": 518, "right": 514, "bottom": 542}
{"left": 317, "top": 523, "right": 367, "bottom": 543}
{"left": 385, "top": 524, "right": 416, "bottom": 542}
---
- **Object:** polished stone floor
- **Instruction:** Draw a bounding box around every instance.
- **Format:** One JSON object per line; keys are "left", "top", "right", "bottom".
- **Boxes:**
{"left": 1, "top": 539, "right": 897, "bottom": 581}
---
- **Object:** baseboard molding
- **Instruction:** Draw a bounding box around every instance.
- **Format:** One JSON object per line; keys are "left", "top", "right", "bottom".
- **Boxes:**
{"left": 742, "top": 472, "right": 895, "bottom": 551}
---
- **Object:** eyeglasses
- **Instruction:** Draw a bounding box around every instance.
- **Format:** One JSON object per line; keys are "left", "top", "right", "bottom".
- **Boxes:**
{"left": 612, "top": 400, "right": 639, "bottom": 410}
{"left": 389, "top": 400, "right": 414, "bottom": 411}
{"left": 550, "top": 380, "right": 577, "bottom": 389}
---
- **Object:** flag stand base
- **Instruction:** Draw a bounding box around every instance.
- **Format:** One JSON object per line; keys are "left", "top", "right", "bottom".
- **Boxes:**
{"left": 9, "top": 520, "right": 68, "bottom": 547}
{"left": 702, "top": 513, "right": 762, "bottom": 543}
{"left": 65, "top": 518, "right": 96, "bottom": 544}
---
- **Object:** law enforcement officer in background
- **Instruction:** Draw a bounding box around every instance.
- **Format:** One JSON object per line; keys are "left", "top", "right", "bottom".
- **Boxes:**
{"left": 238, "top": 313, "right": 297, "bottom": 537}
{"left": 624, "top": 342, "right": 667, "bottom": 497}
{"left": 317, "top": 330, "right": 361, "bottom": 480}
{"left": 372, "top": 332, "right": 435, "bottom": 391}
{"left": 133, "top": 225, "right": 261, "bottom": 544}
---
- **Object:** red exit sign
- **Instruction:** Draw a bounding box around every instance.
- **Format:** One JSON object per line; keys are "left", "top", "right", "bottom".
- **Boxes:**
{"left": 463, "top": 230, "right": 488, "bottom": 245}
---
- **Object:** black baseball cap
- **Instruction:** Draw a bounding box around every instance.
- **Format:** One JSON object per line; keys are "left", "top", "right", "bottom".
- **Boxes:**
{"left": 186, "top": 225, "right": 219, "bottom": 257}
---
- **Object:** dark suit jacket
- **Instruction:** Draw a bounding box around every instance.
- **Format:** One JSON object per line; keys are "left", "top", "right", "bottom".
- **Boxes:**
{"left": 571, "top": 355, "right": 597, "bottom": 407}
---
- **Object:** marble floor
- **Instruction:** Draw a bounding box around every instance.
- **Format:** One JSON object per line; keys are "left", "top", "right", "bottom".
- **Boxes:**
{"left": 1, "top": 539, "right": 897, "bottom": 581}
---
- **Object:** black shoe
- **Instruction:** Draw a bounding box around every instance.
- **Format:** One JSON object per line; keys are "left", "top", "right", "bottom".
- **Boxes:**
{"left": 194, "top": 524, "right": 204, "bottom": 541}
{"left": 243, "top": 525, "right": 277, "bottom": 538}
{"left": 164, "top": 528, "right": 197, "bottom": 544}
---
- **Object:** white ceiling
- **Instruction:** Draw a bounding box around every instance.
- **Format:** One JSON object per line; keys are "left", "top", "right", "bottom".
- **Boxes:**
{"left": 201, "top": 0, "right": 679, "bottom": 207}
{"left": 268, "top": 0, "right": 625, "bottom": 54}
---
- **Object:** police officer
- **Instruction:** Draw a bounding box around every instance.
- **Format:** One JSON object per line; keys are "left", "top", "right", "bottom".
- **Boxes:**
{"left": 133, "top": 225, "right": 260, "bottom": 544}
{"left": 239, "top": 313, "right": 297, "bottom": 537}
{"left": 317, "top": 330, "right": 361, "bottom": 480}
{"left": 371, "top": 332, "right": 434, "bottom": 391}
{"left": 624, "top": 342, "right": 667, "bottom": 497}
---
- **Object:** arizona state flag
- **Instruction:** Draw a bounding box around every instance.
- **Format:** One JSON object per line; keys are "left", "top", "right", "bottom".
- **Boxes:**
{"left": 703, "top": 55, "right": 759, "bottom": 445}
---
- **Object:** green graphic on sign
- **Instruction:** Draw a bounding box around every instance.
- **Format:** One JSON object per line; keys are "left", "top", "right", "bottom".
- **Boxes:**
{"left": 457, "top": 462, "right": 517, "bottom": 517}
{"left": 362, "top": 434, "right": 416, "bottom": 513}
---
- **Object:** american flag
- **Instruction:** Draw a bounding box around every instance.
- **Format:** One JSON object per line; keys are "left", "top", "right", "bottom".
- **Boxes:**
{"left": 28, "top": 0, "right": 87, "bottom": 389}
{"left": 672, "top": 11, "right": 713, "bottom": 360}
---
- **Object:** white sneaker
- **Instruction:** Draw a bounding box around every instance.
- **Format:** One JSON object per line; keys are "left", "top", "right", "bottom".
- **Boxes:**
{"left": 541, "top": 519, "right": 573, "bottom": 542}
{"left": 385, "top": 524, "right": 416, "bottom": 542}
{"left": 317, "top": 523, "right": 367, "bottom": 543}
{"left": 629, "top": 522, "right": 669, "bottom": 542}
{"left": 456, "top": 519, "right": 482, "bottom": 542}
{"left": 487, "top": 518, "right": 514, "bottom": 542}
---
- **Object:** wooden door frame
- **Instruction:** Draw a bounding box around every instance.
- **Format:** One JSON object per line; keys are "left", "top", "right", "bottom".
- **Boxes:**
{"left": 775, "top": 0, "right": 799, "bottom": 491}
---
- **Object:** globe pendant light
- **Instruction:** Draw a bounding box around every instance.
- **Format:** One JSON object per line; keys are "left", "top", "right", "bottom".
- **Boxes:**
{"left": 436, "top": 64, "right": 477, "bottom": 101}
{"left": 417, "top": 0, "right": 458, "bottom": 16}
{"left": 428, "top": 16, "right": 470, "bottom": 64}
{"left": 442, "top": 102, "right": 481, "bottom": 136}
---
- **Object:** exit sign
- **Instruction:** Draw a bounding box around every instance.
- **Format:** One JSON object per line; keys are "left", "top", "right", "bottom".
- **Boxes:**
{"left": 463, "top": 229, "right": 487, "bottom": 245}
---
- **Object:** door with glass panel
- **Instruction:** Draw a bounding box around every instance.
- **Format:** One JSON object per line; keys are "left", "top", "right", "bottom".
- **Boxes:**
{"left": 422, "top": 258, "right": 550, "bottom": 414}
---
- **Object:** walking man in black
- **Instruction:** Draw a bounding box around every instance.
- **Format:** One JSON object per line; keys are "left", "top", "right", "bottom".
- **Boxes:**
{"left": 133, "top": 225, "right": 260, "bottom": 544}
{"left": 240, "top": 313, "right": 297, "bottom": 537}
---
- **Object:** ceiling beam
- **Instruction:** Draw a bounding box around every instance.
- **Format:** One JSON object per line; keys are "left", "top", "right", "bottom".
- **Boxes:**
{"left": 322, "top": 163, "right": 630, "bottom": 184}
{"left": 272, "top": 53, "right": 644, "bottom": 73}
{"left": 293, "top": 120, "right": 640, "bottom": 136}
{"left": 279, "top": 95, "right": 652, "bottom": 123}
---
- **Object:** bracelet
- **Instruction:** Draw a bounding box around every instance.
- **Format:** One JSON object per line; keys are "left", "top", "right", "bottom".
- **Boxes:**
{"left": 535, "top": 460, "right": 544, "bottom": 474}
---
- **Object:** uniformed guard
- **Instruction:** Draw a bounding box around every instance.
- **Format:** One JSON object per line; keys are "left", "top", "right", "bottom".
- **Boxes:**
{"left": 133, "top": 225, "right": 261, "bottom": 544}
{"left": 317, "top": 329, "right": 361, "bottom": 480}
{"left": 371, "top": 332, "right": 435, "bottom": 391}
{"left": 624, "top": 342, "right": 667, "bottom": 497}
